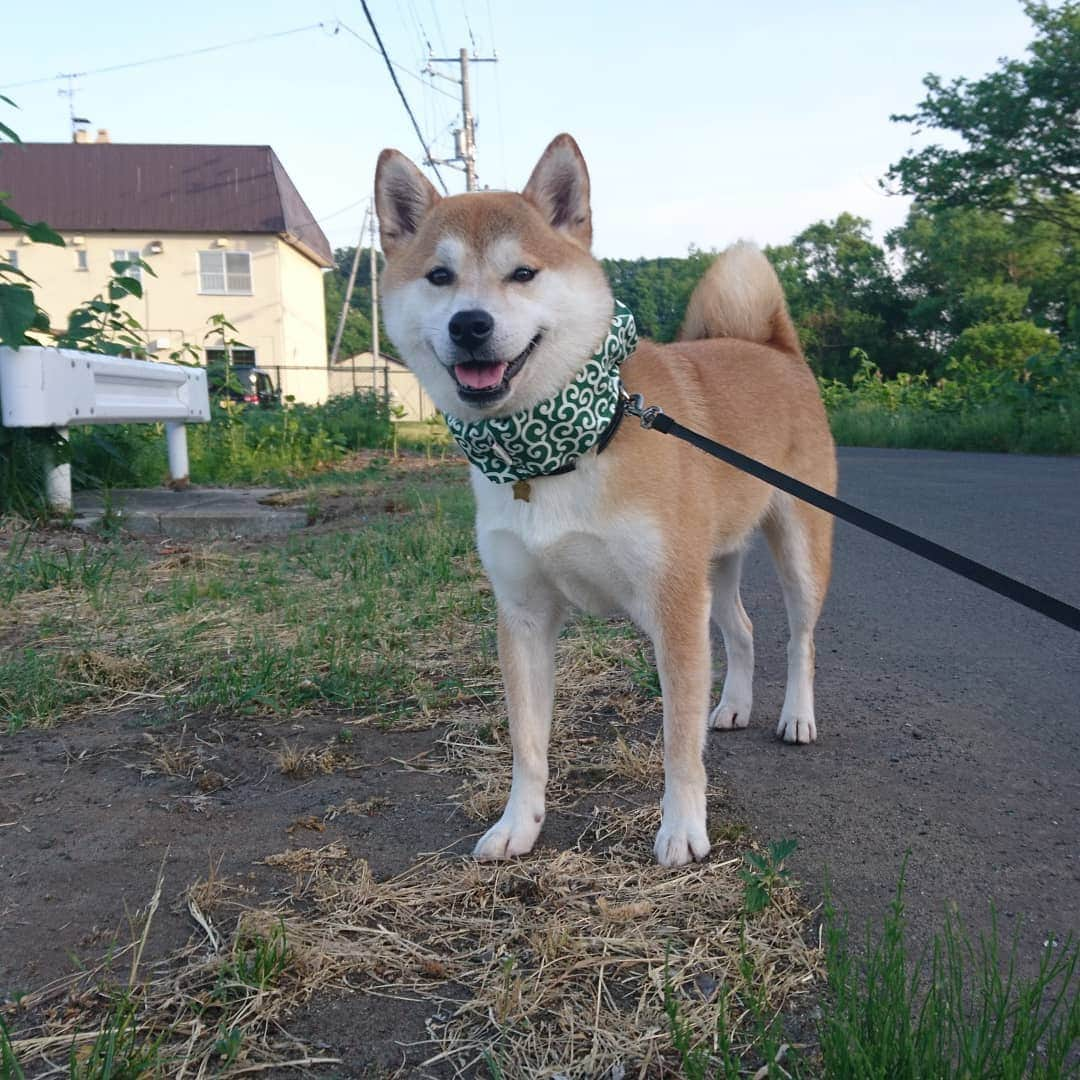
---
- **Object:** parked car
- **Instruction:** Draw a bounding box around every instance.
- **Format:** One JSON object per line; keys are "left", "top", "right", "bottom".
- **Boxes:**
{"left": 206, "top": 364, "right": 281, "bottom": 408}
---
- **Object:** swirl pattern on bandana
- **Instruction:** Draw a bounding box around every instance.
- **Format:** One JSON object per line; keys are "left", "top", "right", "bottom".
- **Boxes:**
{"left": 445, "top": 301, "right": 638, "bottom": 483}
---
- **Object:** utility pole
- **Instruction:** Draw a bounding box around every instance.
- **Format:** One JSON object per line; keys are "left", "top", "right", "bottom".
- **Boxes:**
{"left": 329, "top": 204, "right": 369, "bottom": 382}
{"left": 425, "top": 48, "right": 497, "bottom": 191}
{"left": 369, "top": 202, "right": 380, "bottom": 392}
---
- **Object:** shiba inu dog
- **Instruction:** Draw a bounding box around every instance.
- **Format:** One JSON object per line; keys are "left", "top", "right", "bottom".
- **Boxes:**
{"left": 374, "top": 134, "right": 836, "bottom": 867}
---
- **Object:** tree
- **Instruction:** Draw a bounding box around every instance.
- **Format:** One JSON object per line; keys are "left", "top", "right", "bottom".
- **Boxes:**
{"left": 601, "top": 249, "right": 713, "bottom": 342}
{"left": 885, "top": 2, "right": 1080, "bottom": 235}
{"left": 324, "top": 246, "right": 396, "bottom": 359}
{"left": 766, "top": 214, "right": 914, "bottom": 380}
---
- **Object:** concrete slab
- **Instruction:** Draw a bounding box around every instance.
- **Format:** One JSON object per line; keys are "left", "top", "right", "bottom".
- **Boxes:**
{"left": 73, "top": 487, "right": 309, "bottom": 539}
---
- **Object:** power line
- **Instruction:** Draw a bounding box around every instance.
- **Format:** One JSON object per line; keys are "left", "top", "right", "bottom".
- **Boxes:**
{"left": 359, "top": 0, "right": 450, "bottom": 195}
{"left": 0, "top": 22, "right": 329, "bottom": 90}
{"left": 336, "top": 21, "right": 457, "bottom": 102}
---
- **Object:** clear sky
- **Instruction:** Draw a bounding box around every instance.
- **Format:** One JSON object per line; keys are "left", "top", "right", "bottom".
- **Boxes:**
{"left": 2, "top": 0, "right": 1035, "bottom": 259}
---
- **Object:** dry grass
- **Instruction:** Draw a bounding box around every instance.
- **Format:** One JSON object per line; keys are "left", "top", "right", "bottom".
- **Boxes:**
{"left": 6, "top": 702, "right": 821, "bottom": 1079}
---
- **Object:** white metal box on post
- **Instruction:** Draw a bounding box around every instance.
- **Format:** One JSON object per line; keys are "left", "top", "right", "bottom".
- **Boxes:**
{"left": 0, "top": 347, "right": 211, "bottom": 510}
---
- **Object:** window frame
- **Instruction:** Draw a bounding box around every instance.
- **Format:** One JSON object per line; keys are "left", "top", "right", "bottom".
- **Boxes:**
{"left": 111, "top": 248, "right": 142, "bottom": 282}
{"left": 75, "top": 249, "right": 89, "bottom": 272}
{"left": 197, "top": 249, "right": 253, "bottom": 296}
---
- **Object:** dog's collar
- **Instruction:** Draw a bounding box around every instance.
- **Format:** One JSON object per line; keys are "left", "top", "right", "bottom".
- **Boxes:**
{"left": 444, "top": 300, "right": 638, "bottom": 484}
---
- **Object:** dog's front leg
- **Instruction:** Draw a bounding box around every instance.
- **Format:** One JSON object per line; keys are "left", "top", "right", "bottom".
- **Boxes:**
{"left": 474, "top": 599, "right": 564, "bottom": 860}
{"left": 650, "top": 585, "right": 712, "bottom": 867}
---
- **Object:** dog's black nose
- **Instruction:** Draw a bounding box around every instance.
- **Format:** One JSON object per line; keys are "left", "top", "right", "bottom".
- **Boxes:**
{"left": 448, "top": 309, "right": 494, "bottom": 352}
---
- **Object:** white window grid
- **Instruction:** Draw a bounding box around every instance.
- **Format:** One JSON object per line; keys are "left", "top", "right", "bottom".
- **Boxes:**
{"left": 198, "top": 250, "right": 253, "bottom": 295}
{"left": 5, "top": 249, "right": 18, "bottom": 270}
{"left": 111, "top": 248, "right": 142, "bottom": 282}
{"left": 75, "top": 249, "right": 89, "bottom": 272}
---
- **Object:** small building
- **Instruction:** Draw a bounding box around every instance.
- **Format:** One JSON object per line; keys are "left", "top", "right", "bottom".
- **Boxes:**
{"left": 329, "top": 351, "right": 437, "bottom": 422}
{"left": 0, "top": 134, "right": 333, "bottom": 403}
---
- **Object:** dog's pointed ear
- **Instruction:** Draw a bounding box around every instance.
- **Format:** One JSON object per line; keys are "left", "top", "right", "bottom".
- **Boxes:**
{"left": 522, "top": 134, "right": 593, "bottom": 249}
{"left": 375, "top": 149, "right": 441, "bottom": 258}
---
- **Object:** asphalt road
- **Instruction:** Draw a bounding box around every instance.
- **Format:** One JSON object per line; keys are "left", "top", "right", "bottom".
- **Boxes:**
{"left": 707, "top": 447, "right": 1080, "bottom": 965}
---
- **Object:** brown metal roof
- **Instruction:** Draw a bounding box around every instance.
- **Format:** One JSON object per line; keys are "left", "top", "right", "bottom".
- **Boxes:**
{"left": 0, "top": 143, "right": 333, "bottom": 267}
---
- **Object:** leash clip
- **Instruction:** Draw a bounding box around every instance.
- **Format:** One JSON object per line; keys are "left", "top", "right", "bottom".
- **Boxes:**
{"left": 621, "top": 386, "right": 663, "bottom": 430}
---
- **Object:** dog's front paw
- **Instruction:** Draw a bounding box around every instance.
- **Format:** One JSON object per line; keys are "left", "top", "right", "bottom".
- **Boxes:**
{"left": 473, "top": 808, "right": 544, "bottom": 861}
{"left": 709, "top": 694, "right": 752, "bottom": 731}
{"left": 653, "top": 815, "right": 711, "bottom": 867}
{"left": 777, "top": 709, "right": 816, "bottom": 744}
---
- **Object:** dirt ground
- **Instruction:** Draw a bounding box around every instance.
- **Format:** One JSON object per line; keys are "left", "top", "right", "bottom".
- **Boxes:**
{"left": 2, "top": 447, "right": 1078, "bottom": 1075}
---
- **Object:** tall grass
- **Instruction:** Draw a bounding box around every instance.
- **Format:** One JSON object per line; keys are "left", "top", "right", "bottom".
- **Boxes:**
{"left": 665, "top": 865, "right": 1080, "bottom": 1078}
{"left": 67, "top": 390, "right": 392, "bottom": 491}
{"left": 822, "top": 348, "right": 1080, "bottom": 456}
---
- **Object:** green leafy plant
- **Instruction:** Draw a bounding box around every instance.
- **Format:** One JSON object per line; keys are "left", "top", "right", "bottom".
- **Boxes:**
{"left": 68, "top": 991, "right": 163, "bottom": 1079}
{"left": 0, "top": 1015, "right": 25, "bottom": 1080}
{"left": 56, "top": 258, "right": 157, "bottom": 357}
{"left": 740, "top": 838, "right": 798, "bottom": 914}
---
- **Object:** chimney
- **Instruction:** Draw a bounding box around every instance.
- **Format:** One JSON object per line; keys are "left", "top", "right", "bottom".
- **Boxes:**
{"left": 95, "top": 129, "right": 111, "bottom": 144}
{"left": 72, "top": 129, "right": 90, "bottom": 144}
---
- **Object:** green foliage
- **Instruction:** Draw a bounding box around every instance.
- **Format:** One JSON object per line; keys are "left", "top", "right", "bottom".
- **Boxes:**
{"left": 740, "top": 838, "right": 798, "bottom": 914}
{"left": 324, "top": 246, "right": 397, "bottom": 359}
{"left": 886, "top": 2, "right": 1080, "bottom": 237}
{"left": 767, "top": 213, "right": 912, "bottom": 380}
{"left": 601, "top": 248, "right": 713, "bottom": 341}
{"left": 951, "top": 320, "right": 1060, "bottom": 370}
{"left": 0, "top": 1015, "right": 25, "bottom": 1080}
{"left": 817, "top": 867, "right": 1080, "bottom": 1079}
{"left": 68, "top": 991, "right": 164, "bottom": 1078}
{"left": 64, "top": 390, "right": 393, "bottom": 489}
{"left": 823, "top": 346, "right": 1080, "bottom": 454}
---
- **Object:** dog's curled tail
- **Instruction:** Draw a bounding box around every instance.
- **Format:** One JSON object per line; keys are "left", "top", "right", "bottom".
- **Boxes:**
{"left": 677, "top": 242, "right": 801, "bottom": 356}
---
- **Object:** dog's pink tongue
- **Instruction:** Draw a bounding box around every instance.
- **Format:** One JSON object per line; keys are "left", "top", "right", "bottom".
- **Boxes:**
{"left": 455, "top": 362, "right": 507, "bottom": 390}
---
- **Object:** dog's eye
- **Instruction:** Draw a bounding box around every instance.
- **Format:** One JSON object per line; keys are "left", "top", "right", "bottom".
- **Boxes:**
{"left": 510, "top": 266, "right": 537, "bottom": 283}
{"left": 426, "top": 266, "right": 454, "bottom": 286}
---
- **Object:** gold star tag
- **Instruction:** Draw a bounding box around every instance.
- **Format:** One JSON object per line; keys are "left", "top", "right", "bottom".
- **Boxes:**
{"left": 512, "top": 479, "right": 532, "bottom": 502}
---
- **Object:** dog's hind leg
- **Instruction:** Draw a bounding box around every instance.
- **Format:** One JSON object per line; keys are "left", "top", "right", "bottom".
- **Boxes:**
{"left": 648, "top": 574, "right": 713, "bottom": 867}
{"left": 762, "top": 494, "right": 833, "bottom": 744}
{"left": 474, "top": 597, "right": 566, "bottom": 860}
{"left": 708, "top": 549, "right": 754, "bottom": 731}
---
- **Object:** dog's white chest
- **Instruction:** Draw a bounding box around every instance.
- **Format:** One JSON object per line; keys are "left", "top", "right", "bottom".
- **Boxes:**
{"left": 471, "top": 463, "right": 660, "bottom": 619}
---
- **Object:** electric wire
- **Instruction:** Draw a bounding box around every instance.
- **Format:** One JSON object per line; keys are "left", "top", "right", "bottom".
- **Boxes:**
{"left": 358, "top": 0, "right": 450, "bottom": 195}
{"left": 0, "top": 22, "right": 328, "bottom": 90}
{"left": 337, "top": 21, "right": 457, "bottom": 101}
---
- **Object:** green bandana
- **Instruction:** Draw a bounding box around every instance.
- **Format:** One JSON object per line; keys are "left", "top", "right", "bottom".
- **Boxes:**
{"left": 445, "top": 300, "right": 638, "bottom": 483}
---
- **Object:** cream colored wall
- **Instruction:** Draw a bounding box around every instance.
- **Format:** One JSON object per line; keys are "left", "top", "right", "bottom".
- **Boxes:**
{"left": 9, "top": 231, "right": 329, "bottom": 403}
{"left": 276, "top": 241, "right": 329, "bottom": 404}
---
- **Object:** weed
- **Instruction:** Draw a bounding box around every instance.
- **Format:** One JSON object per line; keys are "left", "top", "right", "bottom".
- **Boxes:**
{"left": 0, "top": 1016, "right": 25, "bottom": 1080}
{"left": 816, "top": 866, "right": 1080, "bottom": 1079}
{"left": 740, "top": 839, "right": 798, "bottom": 914}
{"left": 68, "top": 991, "right": 164, "bottom": 1079}
{"left": 213, "top": 920, "right": 291, "bottom": 1001}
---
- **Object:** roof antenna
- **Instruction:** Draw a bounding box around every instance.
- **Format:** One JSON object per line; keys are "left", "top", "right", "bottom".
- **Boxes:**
{"left": 58, "top": 73, "right": 91, "bottom": 142}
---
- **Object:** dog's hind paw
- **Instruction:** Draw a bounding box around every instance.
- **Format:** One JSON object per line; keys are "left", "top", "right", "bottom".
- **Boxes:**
{"left": 653, "top": 817, "right": 711, "bottom": 867}
{"left": 473, "top": 811, "right": 543, "bottom": 861}
{"left": 777, "top": 709, "right": 816, "bottom": 744}
{"left": 709, "top": 695, "right": 752, "bottom": 731}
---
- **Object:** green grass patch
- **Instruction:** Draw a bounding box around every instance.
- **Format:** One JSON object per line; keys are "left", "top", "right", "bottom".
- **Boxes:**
{"left": 665, "top": 864, "right": 1080, "bottom": 1077}
{"left": 0, "top": 462, "right": 491, "bottom": 732}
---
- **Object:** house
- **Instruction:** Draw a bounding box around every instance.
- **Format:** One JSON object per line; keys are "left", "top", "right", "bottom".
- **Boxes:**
{"left": 0, "top": 133, "right": 334, "bottom": 403}
{"left": 329, "top": 351, "right": 437, "bottom": 422}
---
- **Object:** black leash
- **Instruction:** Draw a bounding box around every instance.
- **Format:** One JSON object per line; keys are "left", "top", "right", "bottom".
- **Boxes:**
{"left": 622, "top": 393, "right": 1080, "bottom": 633}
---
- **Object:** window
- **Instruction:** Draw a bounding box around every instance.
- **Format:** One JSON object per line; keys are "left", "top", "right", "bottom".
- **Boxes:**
{"left": 198, "top": 250, "right": 252, "bottom": 295}
{"left": 75, "top": 250, "right": 89, "bottom": 272}
{"left": 205, "top": 348, "right": 256, "bottom": 366}
{"left": 111, "top": 248, "right": 142, "bottom": 282}
{"left": 4, "top": 249, "right": 17, "bottom": 270}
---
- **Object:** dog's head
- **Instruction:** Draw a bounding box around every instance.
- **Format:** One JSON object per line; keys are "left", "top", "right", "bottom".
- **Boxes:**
{"left": 374, "top": 135, "right": 613, "bottom": 422}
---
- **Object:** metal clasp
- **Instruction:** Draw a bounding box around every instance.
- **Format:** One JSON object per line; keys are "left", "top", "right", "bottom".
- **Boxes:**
{"left": 620, "top": 385, "right": 663, "bottom": 429}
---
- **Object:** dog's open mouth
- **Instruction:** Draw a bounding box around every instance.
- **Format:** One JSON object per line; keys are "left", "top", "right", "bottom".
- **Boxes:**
{"left": 453, "top": 333, "right": 542, "bottom": 404}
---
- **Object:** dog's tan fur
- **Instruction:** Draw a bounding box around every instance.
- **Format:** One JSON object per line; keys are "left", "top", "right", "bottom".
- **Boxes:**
{"left": 375, "top": 135, "right": 836, "bottom": 866}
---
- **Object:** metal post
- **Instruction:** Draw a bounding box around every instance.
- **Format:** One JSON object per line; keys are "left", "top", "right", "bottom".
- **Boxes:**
{"left": 165, "top": 422, "right": 190, "bottom": 484}
{"left": 45, "top": 427, "right": 72, "bottom": 512}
